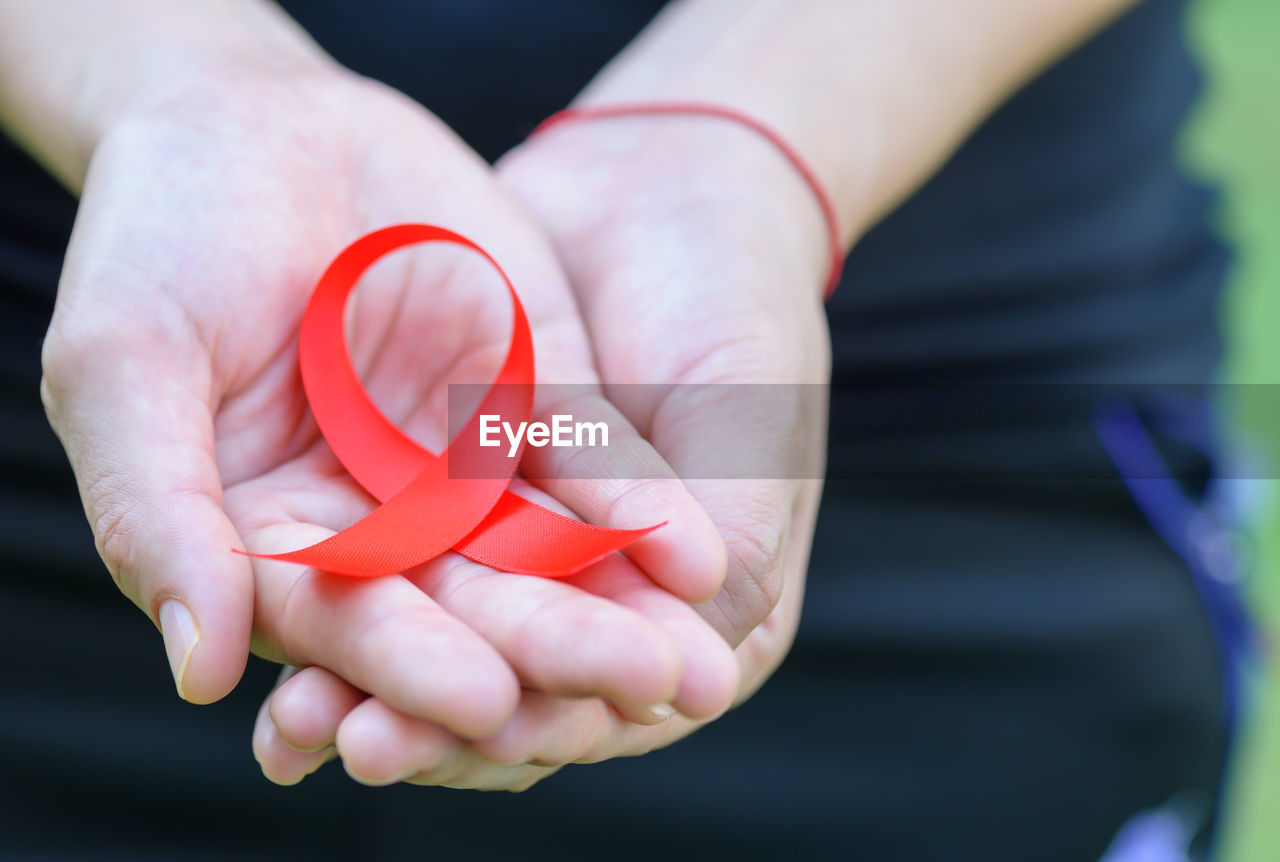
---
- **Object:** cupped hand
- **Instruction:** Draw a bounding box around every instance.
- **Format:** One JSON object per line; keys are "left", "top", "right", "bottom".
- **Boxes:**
{"left": 249, "top": 111, "right": 830, "bottom": 788}
{"left": 40, "top": 64, "right": 733, "bottom": 733}
{"left": 499, "top": 114, "right": 832, "bottom": 646}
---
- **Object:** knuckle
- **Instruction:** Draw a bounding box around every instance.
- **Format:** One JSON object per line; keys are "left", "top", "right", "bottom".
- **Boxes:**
{"left": 86, "top": 471, "right": 146, "bottom": 597}
{"left": 36, "top": 371, "right": 63, "bottom": 425}
{"left": 720, "top": 506, "right": 787, "bottom": 632}
{"left": 473, "top": 733, "right": 530, "bottom": 767}
{"left": 592, "top": 473, "right": 677, "bottom": 530}
{"left": 343, "top": 605, "right": 411, "bottom": 675}
{"left": 566, "top": 701, "right": 618, "bottom": 765}
{"left": 40, "top": 316, "right": 111, "bottom": 393}
{"left": 38, "top": 330, "right": 80, "bottom": 421}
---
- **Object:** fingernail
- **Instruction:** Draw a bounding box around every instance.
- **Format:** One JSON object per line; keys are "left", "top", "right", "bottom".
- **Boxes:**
{"left": 648, "top": 703, "right": 676, "bottom": 722}
{"left": 159, "top": 599, "right": 200, "bottom": 700}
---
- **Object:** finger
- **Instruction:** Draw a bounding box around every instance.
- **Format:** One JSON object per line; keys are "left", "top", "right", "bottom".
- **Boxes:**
{"left": 335, "top": 697, "right": 459, "bottom": 786}
{"left": 271, "top": 667, "right": 612, "bottom": 777}
{"left": 264, "top": 666, "right": 473, "bottom": 788}
{"left": 41, "top": 299, "right": 252, "bottom": 703}
{"left": 519, "top": 389, "right": 727, "bottom": 604}
{"left": 269, "top": 665, "right": 366, "bottom": 753}
{"left": 684, "top": 476, "right": 816, "bottom": 645}
{"left": 232, "top": 456, "right": 679, "bottom": 725}
{"left": 253, "top": 690, "right": 335, "bottom": 785}
{"left": 403, "top": 479, "right": 735, "bottom": 718}
{"left": 331, "top": 688, "right": 690, "bottom": 790}
{"left": 406, "top": 546, "right": 684, "bottom": 711}
{"left": 245, "top": 522, "right": 522, "bottom": 739}
{"left": 567, "top": 555, "right": 740, "bottom": 720}
{"left": 473, "top": 692, "right": 615, "bottom": 767}
{"left": 638, "top": 380, "right": 823, "bottom": 643}
{"left": 337, "top": 696, "right": 558, "bottom": 792}
{"left": 609, "top": 372, "right": 816, "bottom": 644}
{"left": 474, "top": 689, "right": 694, "bottom": 769}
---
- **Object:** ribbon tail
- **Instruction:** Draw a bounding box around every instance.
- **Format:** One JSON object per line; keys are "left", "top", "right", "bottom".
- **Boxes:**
{"left": 453, "top": 491, "right": 663, "bottom": 577}
{"left": 237, "top": 463, "right": 506, "bottom": 578}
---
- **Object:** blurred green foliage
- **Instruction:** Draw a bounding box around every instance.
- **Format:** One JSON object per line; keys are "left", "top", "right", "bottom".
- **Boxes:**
{"left": 1182, "top": 0, "right": 1280, "bottom": 858}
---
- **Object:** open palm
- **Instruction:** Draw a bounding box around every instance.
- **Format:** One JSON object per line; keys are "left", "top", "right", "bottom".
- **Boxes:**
{"left": 41, "top": 68, "right": 735, "bottom": 736}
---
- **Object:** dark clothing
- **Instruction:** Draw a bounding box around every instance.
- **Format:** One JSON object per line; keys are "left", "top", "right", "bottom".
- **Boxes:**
{"left": 0, "top": 1, "right": 1239, "bottom": 859}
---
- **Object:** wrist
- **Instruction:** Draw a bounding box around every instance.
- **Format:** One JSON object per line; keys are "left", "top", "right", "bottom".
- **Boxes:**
{"left": 0, "top": 1, "right": 336, "bottom": 190}
{"left": 503, "top": 113, "right": 833, "bottom": 299}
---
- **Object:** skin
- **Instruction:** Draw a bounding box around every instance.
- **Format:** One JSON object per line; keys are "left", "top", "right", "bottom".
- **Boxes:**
{"left": 1, "top": 0, "right": 1141, "bottom": 792}
{"left": 50, "top": 69, "right": 742, "bottom": 728}
{"left": 3, "top": 3, "right": 734, "bottom": 735}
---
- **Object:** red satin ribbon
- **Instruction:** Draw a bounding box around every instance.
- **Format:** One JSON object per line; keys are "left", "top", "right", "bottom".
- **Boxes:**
{"left": 240, "top": 224, "right": 659, "bottom": 578}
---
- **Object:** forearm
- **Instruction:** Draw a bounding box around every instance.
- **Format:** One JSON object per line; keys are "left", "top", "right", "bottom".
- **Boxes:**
{"left": 0, "top": 0, "right": 330, "bottom": 190}
{"left": 576, "top": 0, "right": 1141, "bottom": 245}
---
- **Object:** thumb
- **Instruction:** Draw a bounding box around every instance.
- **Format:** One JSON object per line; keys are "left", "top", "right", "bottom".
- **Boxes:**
{"left": 40, "top": 300, "right": 253, "bottom": 704}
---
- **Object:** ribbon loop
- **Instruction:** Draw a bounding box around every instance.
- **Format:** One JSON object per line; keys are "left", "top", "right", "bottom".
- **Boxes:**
{"left": 243, "top": 224, "right": 659, "bottom": 577}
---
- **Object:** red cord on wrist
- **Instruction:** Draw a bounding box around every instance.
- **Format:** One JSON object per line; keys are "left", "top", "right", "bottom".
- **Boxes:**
{"left": 529, "top": 102, "right": 845, "bottom": 301}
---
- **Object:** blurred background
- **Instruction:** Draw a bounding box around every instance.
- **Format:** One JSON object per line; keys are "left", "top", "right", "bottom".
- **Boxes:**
{"left": 0, "top": 3, "right": 1269, "bottom": 859}
{"left": 1184, "top": 0, "right": 1280, "bottom": 858}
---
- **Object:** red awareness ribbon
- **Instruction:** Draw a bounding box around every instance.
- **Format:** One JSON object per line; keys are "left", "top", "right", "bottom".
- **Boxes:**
{"left": 240, "top": 223, "right": 659, "bottom": 578}
{"left": 530, "top": 102, "right": 844, "bottom": 299}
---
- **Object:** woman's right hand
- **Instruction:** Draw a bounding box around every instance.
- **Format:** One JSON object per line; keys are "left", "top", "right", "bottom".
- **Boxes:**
{"left": 40, "top": 58, "right": 735, "bottom": 736}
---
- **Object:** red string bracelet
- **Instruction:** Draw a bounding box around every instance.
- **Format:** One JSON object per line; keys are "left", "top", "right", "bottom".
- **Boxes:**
{"left": 529, "top": 102, "right": 845, "bottom": 301}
